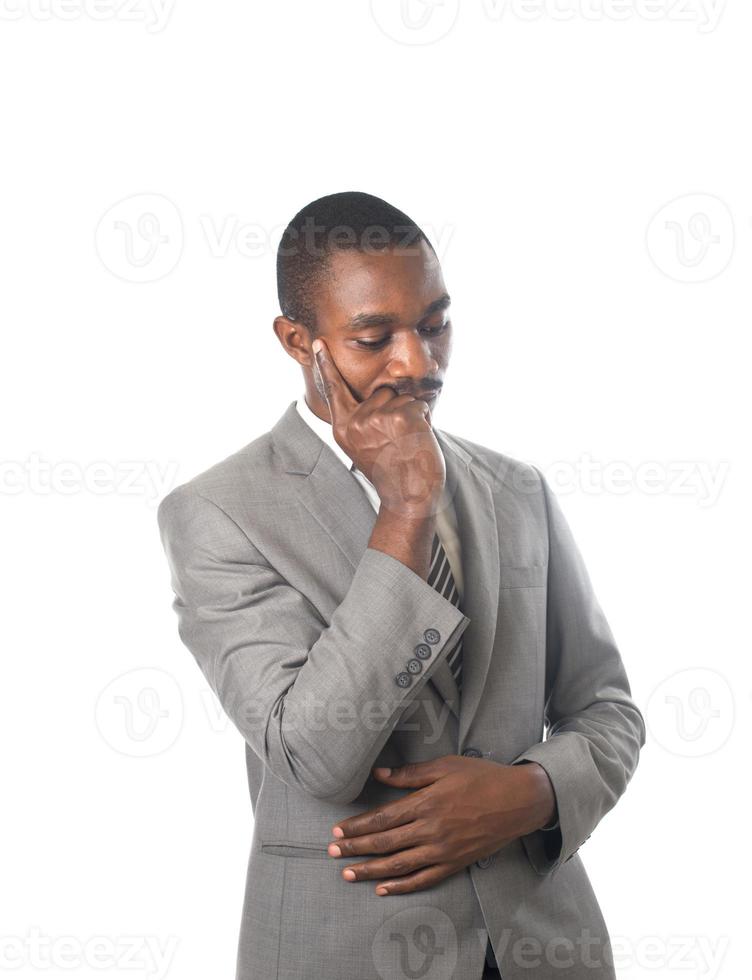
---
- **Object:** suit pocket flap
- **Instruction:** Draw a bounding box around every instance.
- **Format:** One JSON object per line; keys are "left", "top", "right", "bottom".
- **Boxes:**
{"left": 260, "top": 839, "right": 330, "bottom": 859}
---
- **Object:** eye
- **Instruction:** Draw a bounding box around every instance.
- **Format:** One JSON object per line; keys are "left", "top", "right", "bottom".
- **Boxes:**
{"left": 354, "top": 321, "right": 449, "bottom": 351}
{"left": 355, "top": 337, "right": 389, "bottom": 350}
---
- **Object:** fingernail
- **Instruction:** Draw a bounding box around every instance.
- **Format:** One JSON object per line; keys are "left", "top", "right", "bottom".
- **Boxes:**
{"left": 376, "top": 886, "right": 389, "bottom": 895}
{"left": 373, "top": 767, "right": 391, "bottom": 777}
{"left": 343, "top": 869, "right": 356, "bottom": 881}
{"left": 328, "top": 844, "right": 341, "bottom": 857}
{"left": 332, "top": 826, "right": 344, "bottom": 838}
{"left": 312, "top": 339, "right": 322, "bottom": 353}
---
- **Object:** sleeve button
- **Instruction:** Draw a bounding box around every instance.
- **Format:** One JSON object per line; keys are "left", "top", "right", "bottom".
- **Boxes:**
{"left": 423, "top": 628, "right": 441, "bottom": 644}
{"left": 407, "top": 658, "right": 423, "bottom": 674}
{"left": 395, "top": 672, "right": 412, "bottom": 688}
{"left": 414, "top": 643, "right": 432, "bottom": 660}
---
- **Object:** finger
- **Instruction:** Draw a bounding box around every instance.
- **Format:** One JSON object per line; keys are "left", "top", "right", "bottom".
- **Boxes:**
{"left": 311, "top": 338, "right": 358, "bottom": 421}
{"left": 340, "top": 845, "right": 436, "bottom": 883}
{"left": 329, "top": 820, "right": 425, "bottom": 859}
{"left": 377, "top": 394, "right": 432, "bottom": 429}
{"left": 332, "top": 797, "right": 418, "bottom": 840}
{"left": 371, "top": 758, "right": 450, "bottom": 788}
{"left": 377, "top": 393, "right": 421, "bottom": 413}
{"left": 375, "top": 863, "right": 454, "bottom": 896}
{"left": 354, "top": 384, "right": 401, "bottom": 419}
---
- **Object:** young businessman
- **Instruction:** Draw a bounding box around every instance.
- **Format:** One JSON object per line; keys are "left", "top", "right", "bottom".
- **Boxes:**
{"left": 157, "top": 191, "right": 645, "bottom": 979}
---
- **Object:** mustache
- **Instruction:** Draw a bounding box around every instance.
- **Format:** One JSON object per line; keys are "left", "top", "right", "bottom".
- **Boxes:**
{"left": 347, "top": 382, "right": 443, "bottom": 403}
{"left": 389, "top": 384, "right": 443, "bottom": 398}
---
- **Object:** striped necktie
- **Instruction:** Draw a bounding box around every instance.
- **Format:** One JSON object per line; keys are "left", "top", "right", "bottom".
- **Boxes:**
{"left": 427, "top": 531, "right": 464, "bottom": 693}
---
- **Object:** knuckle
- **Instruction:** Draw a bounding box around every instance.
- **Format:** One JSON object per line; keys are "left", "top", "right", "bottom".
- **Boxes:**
{"left": 411, "top": 792, "right": 432, "bottom": 818}
{"left": 372, "top": 810, "right": 390, "bottom": 832}
{"left": 420, "top": 817, "right": 439, "bottom": 839}
{"left": 377, "top": 833, "right": 396, "bottom": 853}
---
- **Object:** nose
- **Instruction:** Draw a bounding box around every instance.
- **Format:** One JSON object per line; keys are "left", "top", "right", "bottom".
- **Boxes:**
{"left": 386, "top": 331, "right": 439, "bottom": 384}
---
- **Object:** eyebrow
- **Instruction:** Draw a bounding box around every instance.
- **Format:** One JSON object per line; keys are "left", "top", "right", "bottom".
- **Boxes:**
{"left": 344, "top": 293, "right": 451, "bottom": 332}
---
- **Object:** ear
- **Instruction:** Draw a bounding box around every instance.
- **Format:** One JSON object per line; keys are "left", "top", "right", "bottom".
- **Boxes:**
{"left": 273, "top": 314, "right": 310, "bottom": 365}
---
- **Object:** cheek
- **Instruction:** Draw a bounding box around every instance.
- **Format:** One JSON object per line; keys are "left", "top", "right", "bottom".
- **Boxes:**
{"left": 436, "top": 329, "right": 452, "bottom": 357}
{"left": 334, "top": 348, "right": 384, "bottom": 396}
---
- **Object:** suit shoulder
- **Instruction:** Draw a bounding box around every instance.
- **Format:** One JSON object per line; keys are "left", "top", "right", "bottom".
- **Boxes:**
{"left": 437, "top": 429, "right": 543, "bottom": 497}
{"left": 156, "top": 429, "right": 276, "bottom": 525}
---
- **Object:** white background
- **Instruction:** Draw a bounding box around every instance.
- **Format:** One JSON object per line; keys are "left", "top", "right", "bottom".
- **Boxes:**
{"left": 1, "top": 1, "right": 748, "bottom": 977}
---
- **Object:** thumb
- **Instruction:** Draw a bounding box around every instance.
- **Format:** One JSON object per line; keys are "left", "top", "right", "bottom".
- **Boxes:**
{"left": 371, "top": 760, "right": 441, "bottom": 787}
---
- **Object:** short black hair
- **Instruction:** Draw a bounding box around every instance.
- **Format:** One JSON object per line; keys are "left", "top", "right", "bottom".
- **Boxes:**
{"left": 276, "top": 191, "right": 436, "bottom": 336}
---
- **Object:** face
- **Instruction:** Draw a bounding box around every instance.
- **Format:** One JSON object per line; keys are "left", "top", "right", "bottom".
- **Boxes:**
{"left": 274, "top": 240, "right": 451, "bottom": 423}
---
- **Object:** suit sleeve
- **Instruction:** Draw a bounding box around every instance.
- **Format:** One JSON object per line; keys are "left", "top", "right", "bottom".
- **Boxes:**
{"left": 157, "top": 486, "right": 471, "bottom": 805}
{"left": 511, "top": 467, "right": 646, "bottom": 875}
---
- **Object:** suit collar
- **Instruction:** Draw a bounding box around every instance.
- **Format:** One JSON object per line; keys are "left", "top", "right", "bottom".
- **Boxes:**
{"left": 270, "top": 399, "right": 498, "bottom": 747}
{"left": 295, "top": 392, "right": 355, "bottom": 472}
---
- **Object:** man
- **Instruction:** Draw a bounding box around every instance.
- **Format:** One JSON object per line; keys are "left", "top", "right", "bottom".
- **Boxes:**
{"left": 157, "top": 191, "right": 645, "bottom": 979}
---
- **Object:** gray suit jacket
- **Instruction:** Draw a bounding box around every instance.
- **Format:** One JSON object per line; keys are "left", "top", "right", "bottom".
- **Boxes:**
{"left": 157, "top": 399, "right": 645, "bottom": 980}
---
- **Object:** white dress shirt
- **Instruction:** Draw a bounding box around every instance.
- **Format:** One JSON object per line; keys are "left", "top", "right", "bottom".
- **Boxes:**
{"left": 295, "top": 392, "right": 464, "bottom": 601}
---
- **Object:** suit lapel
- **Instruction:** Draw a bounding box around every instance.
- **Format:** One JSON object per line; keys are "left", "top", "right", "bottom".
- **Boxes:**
{"left": 269, "top": 401, "right": 500, "bottom": 740}
{"left": 438, "top": 430, "right": 500, "bottom": 748}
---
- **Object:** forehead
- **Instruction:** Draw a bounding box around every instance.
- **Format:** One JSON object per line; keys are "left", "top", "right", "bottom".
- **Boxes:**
{"left": 317, "top": 242, "right": 446, "bottom": 322}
